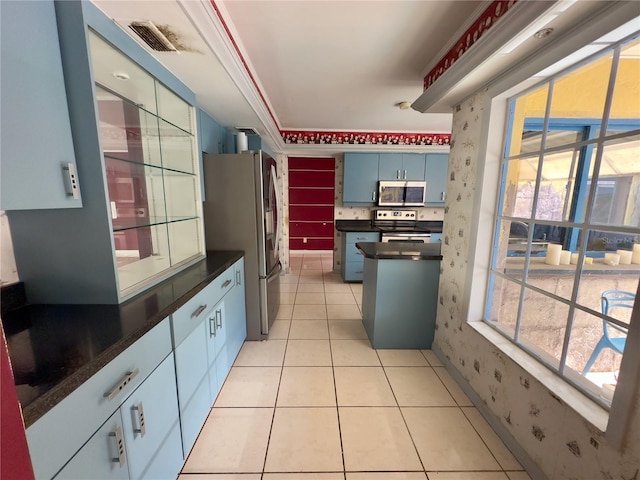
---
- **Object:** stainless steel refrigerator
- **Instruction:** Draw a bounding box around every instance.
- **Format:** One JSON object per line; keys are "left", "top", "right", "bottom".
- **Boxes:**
{"left": 203, "top": 151, "right": 282, "bottom": 340}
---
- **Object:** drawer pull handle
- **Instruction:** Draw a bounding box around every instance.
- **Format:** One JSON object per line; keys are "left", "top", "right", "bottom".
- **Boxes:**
{"left": 131, "top": 402, "right": 146, "bottom": 437}
{"left": 216, "top": 309, "right": 223, "bottom": 329}
{"left": 209, "top": 314, "right": 216, "bottom": 337}
{"left": 109, "top": 427, "right": 126, "bottom": 466}
{"left": 104, "top": 369, "right": 139, "bottom": 401}
{"left": 236, "top": 270, "right": 241, "bottom": 285}
{"left": 222, "top": 279, "right": 232, "bottom": 288}
{"left": 191, "top": 304, "right": 208, "bottom": 318}
{"left": 441, "top": 191, "right": 446, "bottom": 201}
{"left": 397, "top": 169, "right": 401, "bottom": 179}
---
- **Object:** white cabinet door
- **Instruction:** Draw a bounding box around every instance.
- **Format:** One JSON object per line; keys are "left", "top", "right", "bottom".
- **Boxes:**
{"left": 120, "top": 354, "right": 182, "bottom": 480}
{"left": 54, "top": 411, "right": 128, "bottom": 480}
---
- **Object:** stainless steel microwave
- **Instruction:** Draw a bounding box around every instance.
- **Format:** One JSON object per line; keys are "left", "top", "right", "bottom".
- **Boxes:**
{"left": 378, "top": 180, "right": 426, "bottom": 206}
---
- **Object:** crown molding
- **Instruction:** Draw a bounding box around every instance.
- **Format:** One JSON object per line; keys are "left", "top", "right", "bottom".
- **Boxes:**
{"left": 178, "top": 0, "right": 285, "bottom": 151}
{"left": 412, "top": 1, "right": 556, "bottom": 112}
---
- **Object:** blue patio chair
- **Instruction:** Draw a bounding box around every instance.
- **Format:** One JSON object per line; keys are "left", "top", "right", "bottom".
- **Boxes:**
{"left": 582, "top": 290, "right": 635, "bottom": 375}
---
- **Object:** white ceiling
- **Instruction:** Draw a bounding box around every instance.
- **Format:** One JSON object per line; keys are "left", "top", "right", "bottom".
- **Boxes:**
{"left": 91, "top": 0, "right": 640, "bottom": 153}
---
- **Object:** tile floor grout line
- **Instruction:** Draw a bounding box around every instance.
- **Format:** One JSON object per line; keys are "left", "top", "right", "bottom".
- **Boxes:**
{"left": 377, "top": 349, "right": 428, "bottom": 474}
{"left": 260, "top": 274, "right": 298, "bottom": 475}
{"left": 324, "top": 272, "right": 349, "bottom": 476}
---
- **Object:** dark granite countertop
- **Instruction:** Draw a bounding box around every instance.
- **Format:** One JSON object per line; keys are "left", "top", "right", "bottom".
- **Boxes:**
{"left": 335, "top": 219, "right": 443, "bottom": 233}
{"left": 356, "top": 242, "right": 443, "bottom": 260}
{"left": 1, "top": 250, "right": 243, "bottom": 428}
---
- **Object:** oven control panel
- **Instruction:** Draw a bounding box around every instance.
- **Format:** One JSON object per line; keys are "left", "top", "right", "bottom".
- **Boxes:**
{"left": 374, "top": 209, "right": 417, "bottom": 220}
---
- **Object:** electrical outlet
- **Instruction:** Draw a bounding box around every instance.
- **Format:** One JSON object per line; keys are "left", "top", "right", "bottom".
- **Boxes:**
{"left": 303, "top": 237, "right": 308, "bottom": 243}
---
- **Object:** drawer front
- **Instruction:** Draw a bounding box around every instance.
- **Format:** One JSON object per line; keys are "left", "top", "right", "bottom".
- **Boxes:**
{"left": 344, "top": 261, "right": 366, "bottom": 281}
{"left": 345, "top": 242, "right": 367, "bottom": 262}
{"left": 28, "top": 318, "right": 172, "bottom": 480}
{"left": 345, "top": 232, "right": 379, "bottom": 244}
{"left": 171, "top": 265, "right": 235, "bottom": 347}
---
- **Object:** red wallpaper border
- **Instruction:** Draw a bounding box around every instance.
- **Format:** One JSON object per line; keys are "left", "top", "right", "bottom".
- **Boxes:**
{"left": 423, "top": 0, "right": 519, "bottom": 91}
{"left": 281, "top": 130, "right": 451, "bottom": 146}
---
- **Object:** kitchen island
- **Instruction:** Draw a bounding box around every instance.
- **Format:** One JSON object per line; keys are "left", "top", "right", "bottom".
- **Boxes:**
{"left": 356, "top": 242, "right": 442, "bottom": 349}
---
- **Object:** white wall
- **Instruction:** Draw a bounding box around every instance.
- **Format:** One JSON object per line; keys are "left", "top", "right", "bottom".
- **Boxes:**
{"left": 435, "top": 90, "right": 640, "bottom": 479}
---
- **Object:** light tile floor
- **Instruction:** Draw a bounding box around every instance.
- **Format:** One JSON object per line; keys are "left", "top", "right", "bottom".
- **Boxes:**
{"left": 179, "top": 252, "right": 532, "bottom": 480}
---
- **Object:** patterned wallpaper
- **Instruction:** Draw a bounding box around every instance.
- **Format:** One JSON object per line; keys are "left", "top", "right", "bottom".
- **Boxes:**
{"left": 435, "top": 90, "right": 640, "bottom": 479}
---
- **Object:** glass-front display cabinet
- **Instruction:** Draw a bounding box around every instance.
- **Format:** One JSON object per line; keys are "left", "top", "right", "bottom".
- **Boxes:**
{"left": 90, "top": 31, "right": 204, "bottom": 298}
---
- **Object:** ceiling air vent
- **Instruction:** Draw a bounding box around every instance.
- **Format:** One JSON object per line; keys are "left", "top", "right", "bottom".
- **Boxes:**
{"left": 235, "top": 127, "right": 259, "bottom": 135}
{"left": 129, "top": 21, "right": 177, "bottom": 52}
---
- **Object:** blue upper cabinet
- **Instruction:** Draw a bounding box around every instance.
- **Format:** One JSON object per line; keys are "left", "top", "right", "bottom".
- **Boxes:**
{"left": 401, "top": 153, "right": 427, "bottom": 181}
{"left": 343, "top": 153, "right": 380, "bottom": 205}
{"left": 6, "top": 1, "right": 203, "bottom": 305}
{"left": 425, "top": 153, "right": 449, "bottom": 205}
{"left": 0, "top": 0, "right": 81, "bottom": 210}
{"left": 378, "top": 153, "right": 426, "bottom": 181}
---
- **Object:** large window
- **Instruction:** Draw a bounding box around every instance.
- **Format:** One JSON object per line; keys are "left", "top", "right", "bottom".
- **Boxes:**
{"left": 486, "top": 35, "right": 640, "bottom": 408}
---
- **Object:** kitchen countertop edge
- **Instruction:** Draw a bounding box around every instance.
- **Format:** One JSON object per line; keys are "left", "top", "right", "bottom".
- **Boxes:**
{"left": 335, "top": 219, "right": 443, "bottom": 233}
{"left": 356, "top": 242, "right": 443, "bottom": 260}
{"left": 9, "top": 250, "right": 244, "bottom": 428}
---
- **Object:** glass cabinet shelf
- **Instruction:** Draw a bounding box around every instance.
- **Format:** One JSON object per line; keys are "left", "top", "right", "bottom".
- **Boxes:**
{"left": 111, "top": 215, "right": 199, "bottom": 232}
{"left": 90, "top": 29, "right": 204, "bottom": 300}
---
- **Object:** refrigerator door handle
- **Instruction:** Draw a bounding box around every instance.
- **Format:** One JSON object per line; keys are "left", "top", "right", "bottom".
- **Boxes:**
{"left": 267, "top": 260, "right": 283, "bottom": 281}
{"left": 270, "top": 164, "right": 282, "bottom": 260}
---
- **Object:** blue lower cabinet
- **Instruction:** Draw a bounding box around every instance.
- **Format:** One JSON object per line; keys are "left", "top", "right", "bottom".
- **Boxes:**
{"left": 54, "top": 411, "right": 128, "bottom": 480}
{"left": 341, "top": 232, "right": 380, "bottom": 282}
{"left": 362, "top": 257, "right": 440, "bottom": 349}
{"left": 226, "top": 259, "right": 247, "bottom": 366}
{"left": 55, "top": 354, "right": 182, "bottom": 480}
{"left": 174, "top": 320, "right": 210, "bottom": 457}
{"left": 179, "top": 377, "right": 211, "bottom": 458}
{"left": 137, "top": 423, "right": 183, "bottom": 480}
{"left": 206, "top": 299, "right": 229, "bottom": 404}
{"left": 120, "top": 354, "right": 182, "bottom": 480}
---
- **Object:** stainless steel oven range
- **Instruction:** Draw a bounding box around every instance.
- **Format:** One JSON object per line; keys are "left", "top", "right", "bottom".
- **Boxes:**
{"left": 373, "top": 209, "right": 432, "bottom": 243}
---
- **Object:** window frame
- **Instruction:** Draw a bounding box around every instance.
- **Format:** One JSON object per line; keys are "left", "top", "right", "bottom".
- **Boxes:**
{"left": 474, "top": 32, "right": 640, "bottom": 438}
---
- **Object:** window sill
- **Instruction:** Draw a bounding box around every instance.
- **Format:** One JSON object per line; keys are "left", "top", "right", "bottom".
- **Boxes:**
{"left": 467, "top": 320, "right": 609, "bottom": 433}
